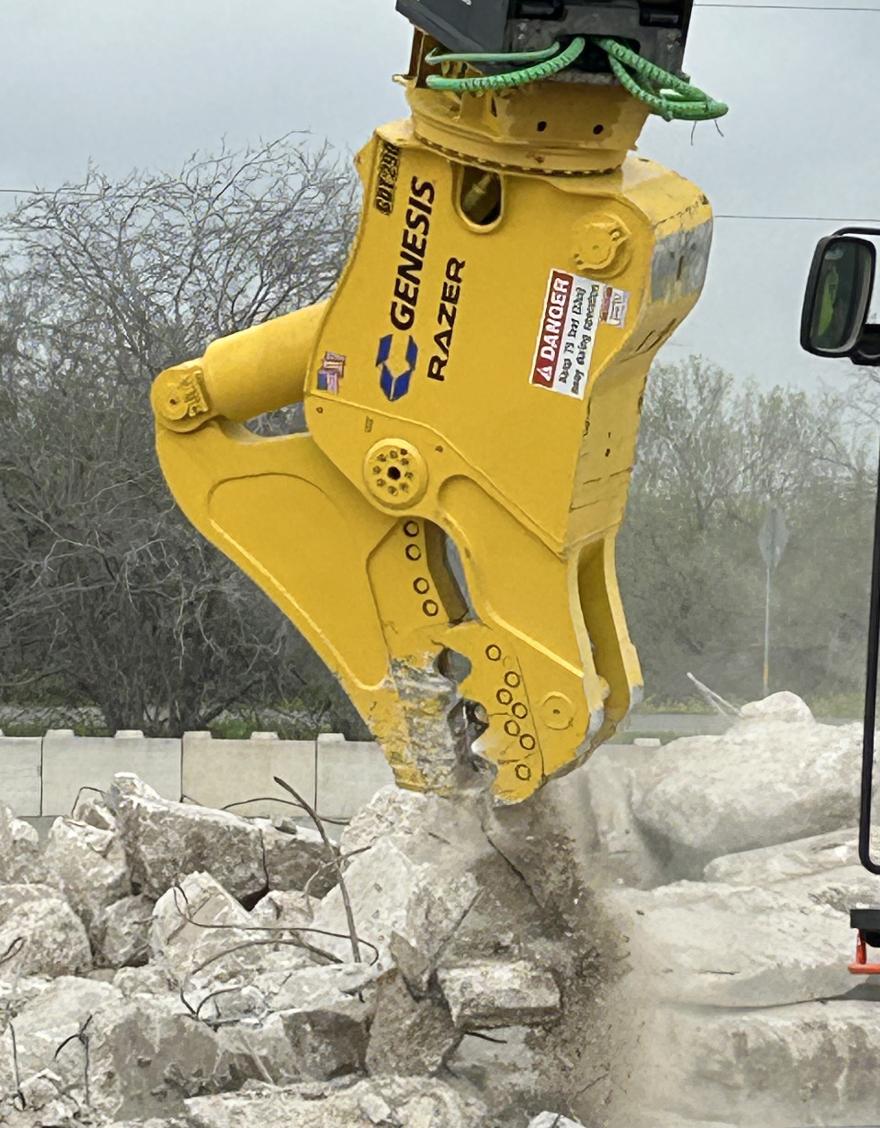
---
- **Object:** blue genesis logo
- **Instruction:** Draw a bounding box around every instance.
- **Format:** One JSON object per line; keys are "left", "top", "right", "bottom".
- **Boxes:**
{"left": 376, "top": 334, "right": 419, "bottom": 402}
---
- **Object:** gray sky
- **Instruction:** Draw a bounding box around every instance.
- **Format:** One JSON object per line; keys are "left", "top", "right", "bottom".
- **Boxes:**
{"left": 2, "top": 0, "right": 877, "bottom": 391}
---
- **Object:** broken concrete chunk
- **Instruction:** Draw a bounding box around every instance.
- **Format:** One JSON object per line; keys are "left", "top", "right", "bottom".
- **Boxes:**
{"left": 112, "top": 962, "right": 176, "bottom": 999}
{"left": 255, "top": 962, "right": 377, "bottom": 1013}
{"left": 0, "top": 975, "right": 51, "bottom": 1018}
{"left": 250, "top": 889, "right": 319, "bottom": 931}
{"left": 109, "top": 773, "right": 267, "bottom": 900}
{"left": 704, "top": 825, "right": 864, "bottom": 885}
{"left": 72, "top": 793, "right": 117, "bottom": 832}
{"left": 339, "top": 784, "right": 431, "bottom": 855}
{"left": 276, "top": 1002, "right": 370, "bottom": 1081}
{"left": 438, "top": 960, "right": 560, "bottom": 1030}
{"left": 310, "top": 835, "right": 479, "bottom": 974}
{"left": 86, "top": 994, "right": 228, "bottom": 1120}
{"left": 215, "top": 1015, "right": 303, "bottom": 1087}
{"left": 0, "top": 884, "right": 92, "bottom": 982}
{"left": 15, "top": 1069, "right": 67, "bottom": 1111}
{"left": 739, "top": 690, "right": 815, "bottom": 723}
{"left": 260, "top": 823, "right": 337, "bottom": 897}
{"left": 94, "top": 894, "right": 155, "bottom": 968}
{"left": 244, "top": 963, "right": 378, "bottom": 1082}
{"left": 6, "top": 1068, "right": 83, "bottom": 1127}
{"left": 184, "top": 1076, "right": 489, "bottom": 1127}
{"left": 580, "top": 746, "right": 667, "bottom": 889}
{"left": 631, "top": 708, "right": 862, "bottom": 867}
{"left": 0, "top": 804, "right": 42, "bottom": 883}
{"left": 635, "top": 1000, "right": 880, "bottom": 1127}
{"left": 43, "top": 817, "right": 131, "bottom": 928}
{"left": 150, "top": 871, "right": 267, "bottom": 991}
{"left": 605, "top": 881, "right": 853, "bottom": 1007}
{"left": 0, "top": 976, "right": 122, "bottom": 1096}
{"left": 447, "top": 1025, "right": 542, "bottom": 1121}
{"left": 150, "top": 871, "right": 314, "bottom": 1004}
{"left": 366, "top": 970, "right": 459, "bottom": 1075}
{"left": 529, "top": 1115, "right": 586, "bottom": 1128}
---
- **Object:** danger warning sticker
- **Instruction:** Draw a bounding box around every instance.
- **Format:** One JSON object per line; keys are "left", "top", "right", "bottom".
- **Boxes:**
{"left": 530, "top": 270, "right": 629, "bottom": 398}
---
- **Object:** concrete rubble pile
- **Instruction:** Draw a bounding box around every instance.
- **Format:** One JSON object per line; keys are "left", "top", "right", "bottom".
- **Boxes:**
{"left": 595, "top": 691, "right": 880, "bottom": 1128}
{"left": 0, "top": 768, "right": 609, "bottom": 1128}
{"left": 0, "top": 691, "right": 878, "bottom": 1127}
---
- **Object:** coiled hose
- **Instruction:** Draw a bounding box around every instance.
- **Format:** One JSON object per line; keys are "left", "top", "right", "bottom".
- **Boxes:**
{"left": 425, "top": 35, "right": 728, "bottom": 123}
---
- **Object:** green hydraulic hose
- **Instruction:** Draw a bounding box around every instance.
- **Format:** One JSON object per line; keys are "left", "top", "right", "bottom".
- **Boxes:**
{"left": 426, "top": 43, "right": 563, "bottom": 66}
{"left": 423, "top": 33, "right": 727, "bottom": 122}
{"left": 592, "top": 36, "right": 728, "bottom": 121}
{"left": 426, "top": 36, "right": 587, "bottom": 93}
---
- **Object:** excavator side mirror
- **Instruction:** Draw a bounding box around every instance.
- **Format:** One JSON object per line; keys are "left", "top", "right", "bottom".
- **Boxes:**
{"left": 801, "top": 234, "right": 876, "bottom": 357}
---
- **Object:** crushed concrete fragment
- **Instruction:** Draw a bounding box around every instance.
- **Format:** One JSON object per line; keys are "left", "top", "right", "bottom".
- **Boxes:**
{"left": 0, "top": 885, "right": 92, "bottom": 982}
{"left": 258, "top": 822, "right": 337, "bottom": 897}
{"left": 447, "top": 1024, "right": 542, "bottom": 1111}
{"left": 310, "top": 832, "right": 480, "bottom": 973}
{"left": 183, "top": 1075, "right": 489, "bottom": 1127}
{"left": 0, "top": 804, "right": 42, "bottom": 884}
{"left": 0, "top": 975, "right": 52, "bottom": 1018}
{"left": 580, "top": 746, "right": 667, "bottom": 889}
{"left": 605, "top": 880, "right": 854, "bottom": 1007}
{"left": 72, "top": 793, "right": 117, "bottom": 832}
{"left": 109, "top": 774, "right": 267, "bottom": 900}
{"left": 86, "top": 993, "right": 232, "bottom": 1120}
{"left": 0, "top": 976, "right": 122, "bottom": 1096}
{"left": 2, "top": 1067, "right": 83, "bottom": 1128}
{"left": 704, "top": 825, "right": 866, "bottom": 884}
{"left": 113, "top": 962, "right": 176, "bottom": 999}
{"left": 632, "top": 696, "right": 861, "bottom": 866}
{"left": 244, "top": 962, "right": 377, "bottom": 1081}
{"left": 365, "top": 970, "right": 459, "bottom": 1075}
{"left": 215, "top": 1015, "right": 303, "bottom": 1087}
{"left": 250, "top": 889, "right": 319, "bottom": 931}
{"left": 94, "top": 894, "right": 156, "bottom": 968}
{"left": 438, "top": 959, "right": 561, "bottom": 1029}
{"left": 529, "top": 1114, "right": 587, "bottom": 1128}
{"left": 634, "top": 999, "right": 880, "bottom": 1127}
{"left": 276, "top": 998, "right": 371, "bottom": 1080}
{"left": 43, "top": 816, "right": 131, "bottom": 928}
{"left": 16, "top": 1068, "right": 66, "bottom": 1110}
{"left": 254, "top": 962, "right": 377, "bottom": 1012}
{"left": 739, "top": 689, "right": 814, "bottom": 723}
{"left": 339, "top": 784, "right": 431, "bottom": 855}
{"left": 150, "top": 871, "right": 277, "bottom": 992}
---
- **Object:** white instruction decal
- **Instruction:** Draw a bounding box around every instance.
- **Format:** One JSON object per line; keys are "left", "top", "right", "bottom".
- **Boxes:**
{"left": 601, "top": 286, "right": 630, "bottom": 328}
{"left": 530, "top": 269, "right": 607, "bottom": 399}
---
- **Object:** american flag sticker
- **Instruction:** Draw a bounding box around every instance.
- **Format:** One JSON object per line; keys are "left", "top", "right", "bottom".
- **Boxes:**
{"left": 317, "top": 351, "right": 347, "bottom": 394}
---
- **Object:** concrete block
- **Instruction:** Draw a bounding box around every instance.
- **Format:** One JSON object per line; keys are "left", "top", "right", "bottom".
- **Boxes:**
{"left": 42, "top": 731, "right": 181, "bottom": 816}
{"left": 181, "top": 731, "right": 316, "bottom": 818}
{"left": 315, "top": 734, "right": 394, "bottom": 820}
{"left": 0, "top": 735, "right": 41, "bottom": 816}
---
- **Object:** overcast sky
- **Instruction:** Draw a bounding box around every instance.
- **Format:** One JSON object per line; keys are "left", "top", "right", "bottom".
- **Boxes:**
{"left": 2, "top": 0, "right": 877, "bottom": 391}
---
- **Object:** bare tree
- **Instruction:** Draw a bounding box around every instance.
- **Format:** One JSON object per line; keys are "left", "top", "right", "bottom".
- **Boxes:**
{"left": 618, "top": 357, "right": 872, "bottom": 705}
{"left": 0, "top": 137, "right": 366, "bottom": 736}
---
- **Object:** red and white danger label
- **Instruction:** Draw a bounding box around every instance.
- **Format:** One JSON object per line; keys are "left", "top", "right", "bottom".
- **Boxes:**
{"left": 530, "top": 269, "right": 609, "bottom": 399}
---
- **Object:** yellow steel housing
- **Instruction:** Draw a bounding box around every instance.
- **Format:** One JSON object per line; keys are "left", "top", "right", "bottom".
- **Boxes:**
{"left": 152, "top": 37, "right": 712, "bottom": 804}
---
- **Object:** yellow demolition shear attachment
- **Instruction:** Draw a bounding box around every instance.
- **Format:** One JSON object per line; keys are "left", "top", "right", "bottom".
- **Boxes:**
{"left": 151, "top": 39, "right": 712, "bottom": 803}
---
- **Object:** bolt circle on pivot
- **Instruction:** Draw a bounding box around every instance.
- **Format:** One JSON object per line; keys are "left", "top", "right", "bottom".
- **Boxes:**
{"left": 364, "top": 439, "right": 428, "bottom": 508}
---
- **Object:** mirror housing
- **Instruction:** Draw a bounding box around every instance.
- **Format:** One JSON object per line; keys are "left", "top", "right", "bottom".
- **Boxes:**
{"left": 801, "top": 233, "right": 876, "bottom": 359}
